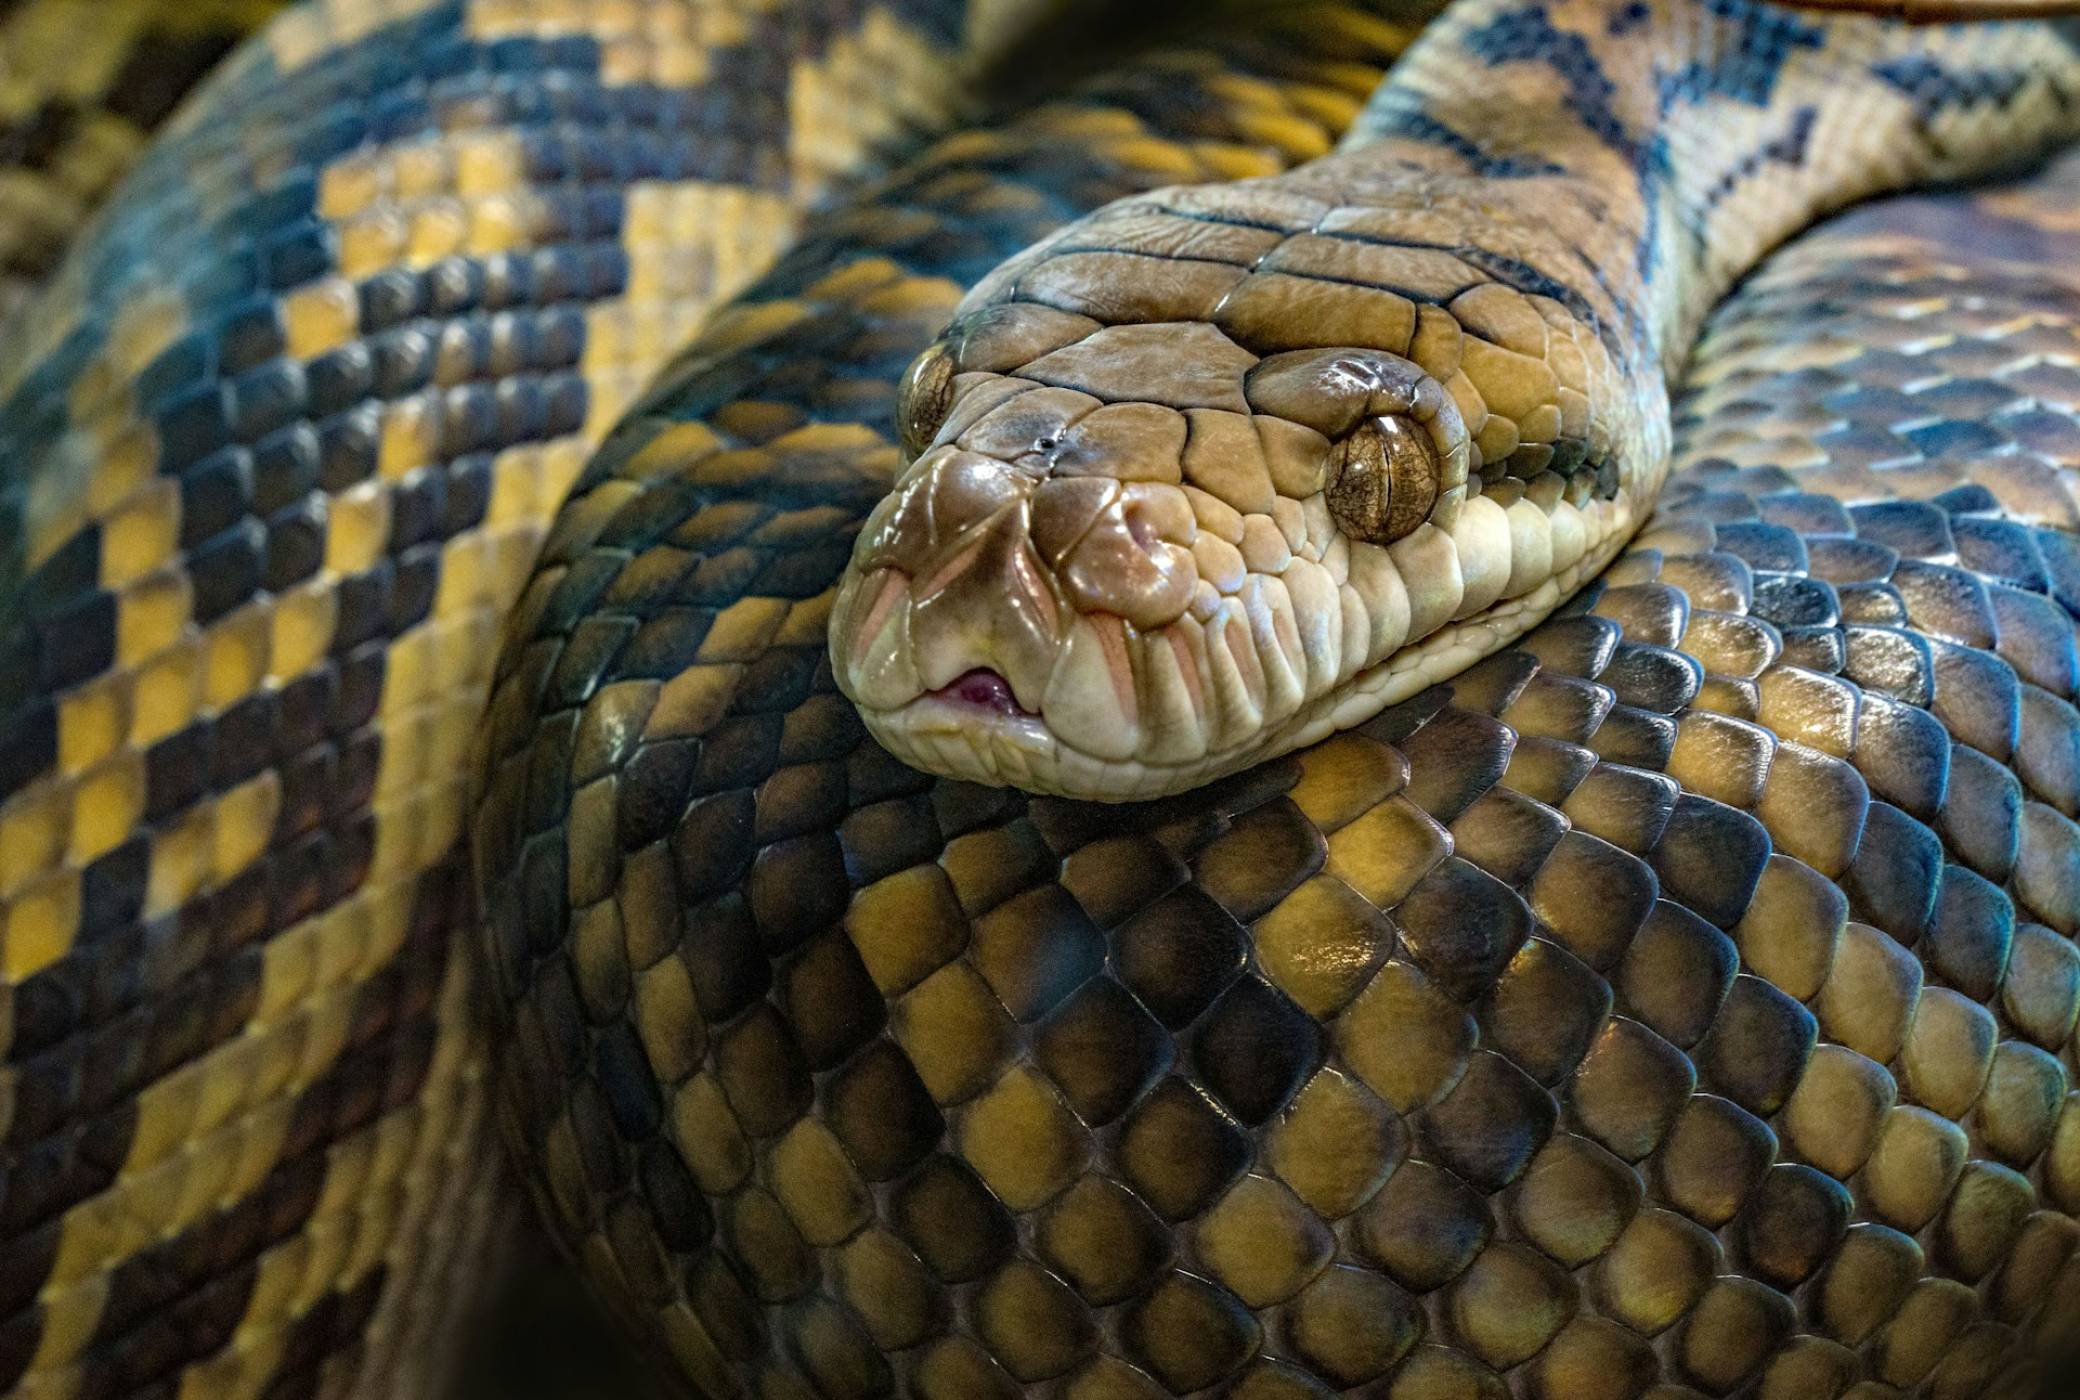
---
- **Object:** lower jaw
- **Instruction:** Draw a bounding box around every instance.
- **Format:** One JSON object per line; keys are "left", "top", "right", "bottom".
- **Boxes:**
{"left": 862, "top": 704, "right": 1178, "bottom": 801}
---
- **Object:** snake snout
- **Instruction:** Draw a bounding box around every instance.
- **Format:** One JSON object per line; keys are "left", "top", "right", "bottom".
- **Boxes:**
{"left": 1042, "top": 479, "right": 1198, "bottom": 632}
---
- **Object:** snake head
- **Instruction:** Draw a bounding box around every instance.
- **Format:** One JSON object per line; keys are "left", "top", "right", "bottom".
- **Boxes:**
{"left": 831, "top": 178, "right": 1644, "bottom": 800}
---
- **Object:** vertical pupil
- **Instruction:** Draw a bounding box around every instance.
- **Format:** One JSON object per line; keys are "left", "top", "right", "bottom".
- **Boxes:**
{"left": 1326, "top": 415, "right": 1437, "bottom": 544}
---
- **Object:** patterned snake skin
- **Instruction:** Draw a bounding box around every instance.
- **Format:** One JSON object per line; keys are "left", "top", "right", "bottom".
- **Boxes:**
{"left": 470, "top": 2, "right": 2080, "bottom": 1398}
{"left": 4, "top": 3, "right": 2080, "bottom": 1400}
{"left": 0, "top": 0, "right": 289, "bottom": 320}
{"left": 0, "top": 1, "right": 1055, "bottom": 1395}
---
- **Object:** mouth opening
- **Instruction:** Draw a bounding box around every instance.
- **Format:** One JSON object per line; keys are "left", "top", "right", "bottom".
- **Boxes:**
{"left": 929, "top": 668, "right": 1033, "bottom": 718}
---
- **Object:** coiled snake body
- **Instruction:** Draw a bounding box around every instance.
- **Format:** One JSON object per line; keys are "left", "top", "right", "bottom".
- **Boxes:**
{"left": 6, "top": 0, "right": 2080, "bottom": 1397}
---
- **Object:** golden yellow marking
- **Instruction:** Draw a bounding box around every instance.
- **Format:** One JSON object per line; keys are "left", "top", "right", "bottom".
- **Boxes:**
{"left": 958, "top": 1065, "right": 1085, "bottom": 1211}
{"left": 453, "top": 128, "right": 523, "bottom": 196}
{"left": 378, "top": 393, "right": 437, "bottom": 478}
{"left": 696, "top": 596, "right": 788, "bottom": 664}
{"left": 786, "top": 8, "right": 956, "bottom": 195}
{"left": 542, "top": 478, "right": 642, "bottom": 556}
{"left": 582, "top": 375, "right": 640, "bottom": 443}
{"left": 632, "top": 955, "right": 705, "bottom": 1080}
{"left": 615, "top": 421, "right": 722, "bottom": 482}
{"left": 232, "top": 1240, "right": 307, "bottom": 1357}
{"left": 104, "top": 286, "right": 187, "bottom": 381}
{"left": 770, "top": 1118, "right": 870, "bottom": 1246}
{"left": 407, "top": 199, "right": 468, "bottom": 263}
{"left": 645, "top": 664, "right": 739, "bottom": 741}
{"left": 481, "top": 444, "right": 544, "bottom": 530}
{"left": 338, "top": 208, "right": 408, "bottom": 279}
{"left": 589, "top": 181, "right": 799, "bottom": 434}
{"left": 64, "top": 354, "right": 123, "bottom": 453}
{"left": 146, "top": 799, "right": 214, "bottom": 917}
{"left": 319, "top": 149, "right": 386, "bottom": 220}
{"left": 85, "top": 424, "right": 157, "bottom": 520}
{"left": 100, "top": 477, "right": 180, "bottom": 587}
{"left": 202, "top": 602, "right": 271, "bottom": 710}
{"left": 129, "top": 640, "right": 201, "bottom": 745}
{"left": 326, "top": 481, "right": 393, "bottom": 572}
{"left": 115, "top": 568, "right": 191, "bottom": 670}
{"left": 124, "top": 1062, "right": 208, "bottom": 1175}
{"left": 658, "top": 1304, "right": 733, "bottom": 1396}
{"left": 25, "top": 1268, "right": 105, "bottom": 1375}
{"left": 390, "top": 136, "right": 451, "bottom": 200}
{"left": 670, "top": 1074, "right": 752, "bottom": 1195}
{"left": 427, "top": 533, "right": 488, "bottom": 624}
{"left": 189, "top": 1036, "right": 261, "bottom": 1141}
{"left": 670, "top": 297, "right": 816, "bottom": 366}
{"left": 56, "top": 673, "right": 127, "bottom": 775}
{"left": 2, "top": 868, "right": 80, "bottom": 980}
{"left": 0, "top": 782, "right": 69, "bottom": 899}
{"left": 489, "top": 525, "right": 544, "bottom": 623}
{"left": 282, "top": 279, "right": 359, "bottom": 360}
{"left": 1230, "top": 109, "right": 1334, "bottom": 159}
{"left": 42, "top": 1194, "right": 134, "bottom": 1292}
{"left": 175, "top": 1334, "right": 285, "bottom": 1400}
{"left": 855, "top": 275, "right": 964, "bottom": 318}
{"left": 269, "top": 580, "right": 339, "bottom": 682}
{"left": 67, "top": 751, "right": 143, "bottom": 864}
{"left": 254, "top": 919, "right": 320, "bottom": 1027}
{"left": 212, "top": 772, "right": 281, "bottom": 884}
{"left": 465, "top": 191, "right": 535, "bottom": 255}
{"left": 774, "top": 590, "right": 836, "bottom": 648}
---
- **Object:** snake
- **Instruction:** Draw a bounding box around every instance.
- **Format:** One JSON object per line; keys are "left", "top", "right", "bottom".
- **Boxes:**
{"left": 5, "top": 0, "right": 2080, "bottom": 1397}
{"left": 0, "top": 0, "right": 295, "bottom": 324}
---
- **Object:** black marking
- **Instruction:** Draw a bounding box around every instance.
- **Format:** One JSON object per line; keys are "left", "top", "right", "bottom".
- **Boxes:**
{"left": 1873, "top": 55, "right": 2034, "bottom": 123}
{"left": 1696, "top": 105, "right": 1819, "bottom": 220}
{"left": 1660, "top": 0, "right": 1825, "bottom": 110}
{"left": 1455, "top": 4, "right": 1674, "bottom": 291}
{"left": 1362, "top": 96, "right": 1564, "bottom": 180}
{"left": 1463, "top": 6, "right": 1644, "bottom": 169}
{"left": 0, "top": 103, "right": 76, "bottom": 175}
{"left": 105, "top": 29, "right": 244, "bottom": 129}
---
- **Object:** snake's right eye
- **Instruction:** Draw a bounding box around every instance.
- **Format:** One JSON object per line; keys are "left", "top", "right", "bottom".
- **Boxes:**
{"left": 1325, "top": 413, "right": 1439, "bottom": 545}
{"left": 896, "top": 342, "right": 956, "bottom": 461}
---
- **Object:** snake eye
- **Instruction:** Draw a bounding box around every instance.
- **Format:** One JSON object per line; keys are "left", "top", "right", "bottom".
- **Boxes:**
{"left": 1326, "top": 414, "right": 1439, "bottom": 545}
{"left": 896, "top": 341, "right": 956, "bottom": 461}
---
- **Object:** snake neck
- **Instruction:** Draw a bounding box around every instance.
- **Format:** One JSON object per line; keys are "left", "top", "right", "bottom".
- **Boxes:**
{"left": 1347, "top": 0, "right": 2080, "bottom": 378}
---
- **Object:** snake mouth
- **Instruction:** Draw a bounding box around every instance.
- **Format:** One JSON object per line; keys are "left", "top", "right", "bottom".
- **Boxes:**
{"left": 928, "top": 668, "right": 1034, "bottom": 718}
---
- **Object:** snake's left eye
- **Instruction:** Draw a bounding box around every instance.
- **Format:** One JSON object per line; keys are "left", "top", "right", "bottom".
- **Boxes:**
{"left": 1326, "top": 414, "right": 1439, "bottom": 545}
{"left": 896, "top": 342, "right": 956, "bottom": 461}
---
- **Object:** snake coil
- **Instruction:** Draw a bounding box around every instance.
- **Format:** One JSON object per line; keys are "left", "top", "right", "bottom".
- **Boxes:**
{"left": 5, "top": 0, "right": 2080, "bottom": 1397}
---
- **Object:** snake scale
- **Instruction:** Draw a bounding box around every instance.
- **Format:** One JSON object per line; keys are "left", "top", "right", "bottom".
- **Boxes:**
{"left": 6, "top": 0, "right": 2080, "bottom": 1395}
